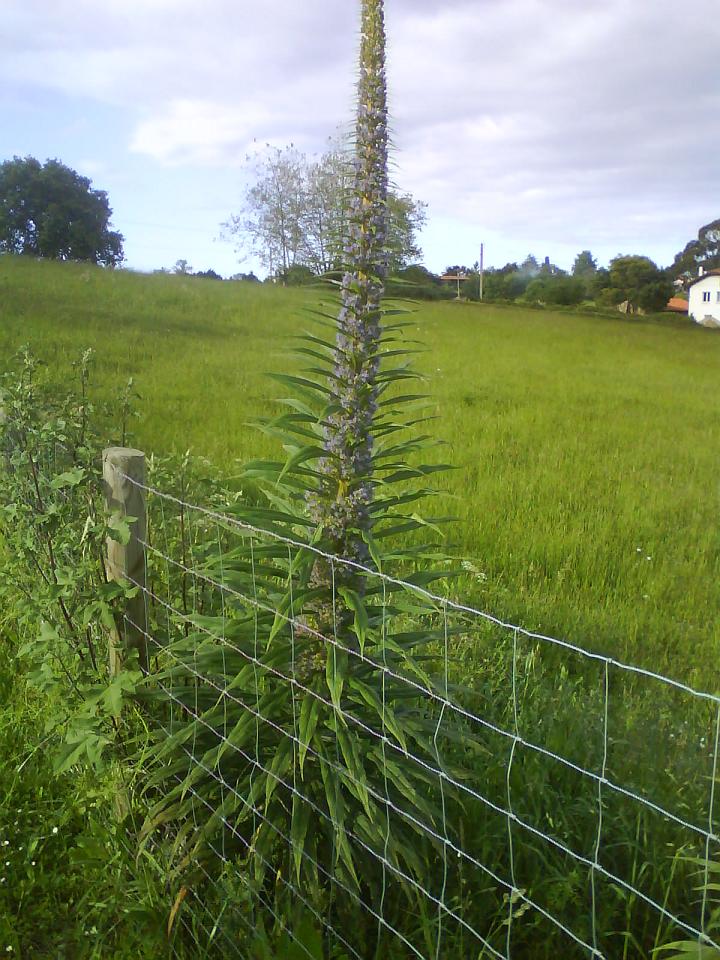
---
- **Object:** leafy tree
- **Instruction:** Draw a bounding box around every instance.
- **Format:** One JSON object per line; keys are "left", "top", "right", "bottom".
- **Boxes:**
{"left": 669, "top": 218, "right": 720, "bottom": 281}
{"left": 385, "top": 191, "right": 426, "bottom": 272}
{"left": 0, "top": 157, "right": 124, "bottom": 266}
{"left": 228, "top": 144, "right": 306, "bottom": 276}
{"left": 230, "top": 270, "right": 260, "bottom": 282}
{"left": 592, "top": 266, "right": 611, "bottom": 298}
{"left": 572, "top": 249, "right": 598, "bottom": 297}
{"left": 526, "top": 275, "right": 585, "bottom": 305}
{"left": 520, "top": 254, "right": 540, "bottom": 275}
{"left": 607, "top": 255, "right": 673, "bottom": 312}
{"left": 572, "top": 250, "right": 598, "bottom": 279}
{"left": 482, "top": 263, "right": 523, "bottom": 300}
{"left": 302, "top": 143, "right": 348, "bottom": 274}
{"left": 193, "top": 268, "right": 223, "bottom": 280}
{"left": 538, "top": 256, "right": 565, "bottom": 277}
{"left": 281, "top": 264, "right": 316, "bottom": 285}
{"left": 398, "top": 263, "right": 441, "bottom": 285}
{"left": 386, "top": 263, "right": 451, "bottom": 300}
{"left": 224, "top": 141, "right": 426, "bottom": 276}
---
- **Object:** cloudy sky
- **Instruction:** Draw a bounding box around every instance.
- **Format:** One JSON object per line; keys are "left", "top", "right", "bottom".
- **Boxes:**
{"left": 2, "top": 0, "right": 718, "bottom": 276}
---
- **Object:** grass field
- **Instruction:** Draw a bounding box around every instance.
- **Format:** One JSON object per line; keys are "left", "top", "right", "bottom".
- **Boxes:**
{"left": 1, "top": 254, "right": 718, "bottom": 682}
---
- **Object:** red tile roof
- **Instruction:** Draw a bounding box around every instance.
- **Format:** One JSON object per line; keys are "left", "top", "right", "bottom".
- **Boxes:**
{"left": 666, "top": 297, "right": 689, "bottom": 313}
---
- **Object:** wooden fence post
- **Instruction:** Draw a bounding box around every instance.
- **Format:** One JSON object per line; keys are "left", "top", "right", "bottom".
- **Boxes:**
{"left": 102, "top": 446, "right": 148, "bottom": 676}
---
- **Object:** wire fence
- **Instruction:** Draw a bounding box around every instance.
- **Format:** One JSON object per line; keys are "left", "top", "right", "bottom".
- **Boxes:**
{"left": 116, "top": 470, "right": 719, "bottom": 959}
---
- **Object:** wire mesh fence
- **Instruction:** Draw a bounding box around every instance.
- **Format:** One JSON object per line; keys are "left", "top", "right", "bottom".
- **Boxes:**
{"left": 115, "top": 470, "right": 719, "bottom": 959}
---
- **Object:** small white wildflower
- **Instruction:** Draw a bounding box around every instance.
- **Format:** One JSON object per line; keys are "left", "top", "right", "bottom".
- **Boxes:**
{"left": 4, "top": 862, "right": 8, "bottom": 867}
{"left": 30, "top": 861, "right": 35, "bottom": 866}
{"left": 51, "top": 827, "right": 58, "bottom": 835}
{"left": 636, "top": 547, "right": 642, "bottom": 553}
{"left": 646, "top": 556, "right": 652, "bottom": 561}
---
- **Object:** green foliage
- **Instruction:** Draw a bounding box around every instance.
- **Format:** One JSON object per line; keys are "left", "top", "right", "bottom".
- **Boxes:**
{"left": 0, "top": 646, "right": 171, "bottom": 958}
{"left": 525, "top": 275, "right": 585, "bottom": 305}
{"left": 0, "top": 272, "right": 716, "bottom": 956}
{"left": 0, "top": 348, "right": 143, "bottom": 772}
{"left": 572, "top": 250, "right": 598, "bottom": 278}
{"left": 0, "top": 156, "right": 124, "bottom": 266}
{"left": 1, "top": 255, "right": 718, "bottom": 682}
{"left": 385, "top": 264, "right": 453, "bottom": 301}
{"left": 608, "top": 254, "right": 673, "bottom": 311}
{"left": 282, "top": 263, "right": 318, "bottom": 286}
{"left": 654, "top": 856, "right": 720, "bottom": 958}
{"left": 481, "top": 262, "right": 533, "bottom": 300}
{"left": 669, "top": 218, "right": 720, "bottom": 281}
{"left": 385, "top": 192, "right": 427, "bottom": 272}
{"left": 572, "top": 250, "right": 599, "bottom": 297}
{"left": 223, "top": 140, "right": 426, "bottom": 277}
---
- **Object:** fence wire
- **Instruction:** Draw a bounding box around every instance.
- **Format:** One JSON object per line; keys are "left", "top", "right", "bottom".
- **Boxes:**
{"left": 119, "top": 471, "right": 720, "bottom": 959}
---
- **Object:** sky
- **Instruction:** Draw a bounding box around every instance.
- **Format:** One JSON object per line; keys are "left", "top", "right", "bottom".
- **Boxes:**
{"left": 1, "top": 0, "right": 718, "bottom": 278}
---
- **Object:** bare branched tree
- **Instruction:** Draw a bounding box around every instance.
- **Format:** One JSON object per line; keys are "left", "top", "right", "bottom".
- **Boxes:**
{"left": 223, "top": 139, "right": 426, "bottom": 277}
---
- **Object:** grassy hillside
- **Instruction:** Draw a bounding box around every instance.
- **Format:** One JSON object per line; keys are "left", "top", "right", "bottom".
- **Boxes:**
{"left": 1, "top": 254, "right": 718, "bottom": 681}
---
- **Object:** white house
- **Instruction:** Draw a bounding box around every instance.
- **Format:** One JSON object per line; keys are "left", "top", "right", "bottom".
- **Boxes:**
{"left": 688, "top": 268, "right": 720, "bottom": 326}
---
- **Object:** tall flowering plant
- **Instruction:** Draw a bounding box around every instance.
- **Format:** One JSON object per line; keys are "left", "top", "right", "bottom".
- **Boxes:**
{"left": 142, "top": 0, "right": 456, "bottom": 949}
{"left": 309, "top": 0, "right": 389, "bottom": 569}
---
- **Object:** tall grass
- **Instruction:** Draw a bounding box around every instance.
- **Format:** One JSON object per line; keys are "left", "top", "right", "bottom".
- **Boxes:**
{"left": 1, "top": 254, "right": 718, "bottom": 682}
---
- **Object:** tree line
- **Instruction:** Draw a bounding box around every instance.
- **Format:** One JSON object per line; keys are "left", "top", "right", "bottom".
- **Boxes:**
{"left": 0, "top": 153, "right": 717, "bottom": 314}
{"left": 443, "top": 251, "right": 675, "bottom": 312}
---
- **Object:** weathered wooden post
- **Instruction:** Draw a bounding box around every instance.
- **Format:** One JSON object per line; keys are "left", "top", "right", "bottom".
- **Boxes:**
{"left": 102, "top": 447, "right": 148, "bottom": 675}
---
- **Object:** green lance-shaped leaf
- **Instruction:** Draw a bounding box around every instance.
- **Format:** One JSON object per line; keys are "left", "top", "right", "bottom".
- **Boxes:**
{"left": 298, "top": 693, "right": 322, "bottom": 777}
{"left": 338, "top": 586, "right": 370, "bottom": 654}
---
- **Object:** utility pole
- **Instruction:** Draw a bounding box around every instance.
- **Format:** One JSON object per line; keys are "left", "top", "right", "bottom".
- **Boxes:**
{"left": 479, "top": 242, "right": 484, "bottom": 301}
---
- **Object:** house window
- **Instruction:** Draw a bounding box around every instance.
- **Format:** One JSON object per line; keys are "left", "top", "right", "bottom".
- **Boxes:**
{"left": 703, "top": 291, "right": 711, "bottom": 302}
{"left": 717, "top": 291, "right": 720, "bottom": 303}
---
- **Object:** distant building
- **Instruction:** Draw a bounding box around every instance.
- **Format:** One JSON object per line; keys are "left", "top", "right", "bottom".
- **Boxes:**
{"left": 665, "top": 296, "right": 689, "bottom": 313}
{"left": 688, "top": 268, "right": 720, "bottom": 327}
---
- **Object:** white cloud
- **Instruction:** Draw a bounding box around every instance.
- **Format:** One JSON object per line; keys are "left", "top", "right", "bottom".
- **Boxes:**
{"left": 2, "top": 0, "right": 718, "bottom": 267}
{"left": 130, "top": 100, "right": 272, "bottom": 166}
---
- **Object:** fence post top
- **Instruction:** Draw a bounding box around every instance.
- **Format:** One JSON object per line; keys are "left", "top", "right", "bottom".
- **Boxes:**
{"left": 103, "top": 446, "right": 145, "bottom": 462}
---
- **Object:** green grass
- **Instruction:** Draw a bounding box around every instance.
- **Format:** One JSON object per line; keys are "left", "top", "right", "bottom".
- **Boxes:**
{"left": 1, "top": 254, "right": 718, "bottom": 956}
{"left": 0, "top": 635, "right": 172, "bottom": 959}
{"left": 1, "top": 254, "right": 717, "bottom": 682}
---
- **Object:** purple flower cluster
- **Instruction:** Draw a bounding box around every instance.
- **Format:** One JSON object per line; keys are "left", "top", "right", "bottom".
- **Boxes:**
{"left": 309, "top": 0, "right": 389, "bottom": 572}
